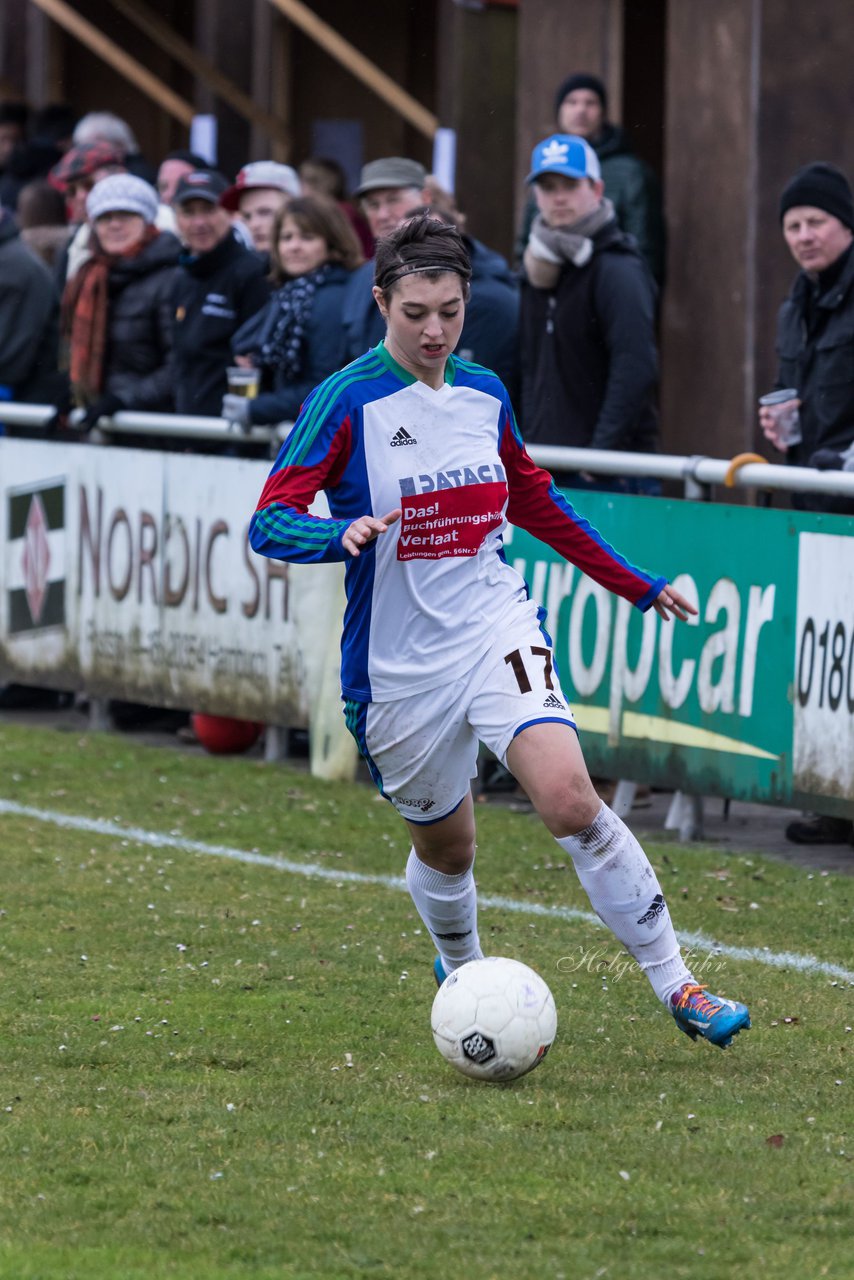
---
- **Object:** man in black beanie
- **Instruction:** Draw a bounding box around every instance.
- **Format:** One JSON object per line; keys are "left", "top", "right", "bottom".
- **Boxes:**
{"left": 760, "top": 161, "right": 854, "bottom": 479}
{"left": 515, "top": 72, "right": 665, "bottom": 285}
{"left": 759, "top": 161, "right": 854, "bottom": 847}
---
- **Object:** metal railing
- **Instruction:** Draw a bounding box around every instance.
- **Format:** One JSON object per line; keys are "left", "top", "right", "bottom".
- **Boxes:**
{"left": 4, "top": 402, "right": 854, "bottom": 504}
{"left": 526, "top": 443, "right": 854, "bottom": 503}
{"left": 0, "top": 403, "right": 290, "bottom": 449}
{"left": 4, "top": 405, "right": 853, "bottom": 835}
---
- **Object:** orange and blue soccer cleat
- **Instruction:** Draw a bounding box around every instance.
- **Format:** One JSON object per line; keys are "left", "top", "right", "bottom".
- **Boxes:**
{"left": 671, "top": 983, "right": 751, "bottom": 1048}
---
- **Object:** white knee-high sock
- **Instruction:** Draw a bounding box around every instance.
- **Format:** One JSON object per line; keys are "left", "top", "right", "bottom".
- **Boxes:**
{"left": 405, "top": 848, "right": 484, "bottom": 973}
{"left": 557, "top": 804, "right": 692, "bottom": 1005}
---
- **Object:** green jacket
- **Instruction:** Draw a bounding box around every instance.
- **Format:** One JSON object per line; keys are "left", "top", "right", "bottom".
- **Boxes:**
{"left": 516, "top": 124, "right": 666, "bottom": 285}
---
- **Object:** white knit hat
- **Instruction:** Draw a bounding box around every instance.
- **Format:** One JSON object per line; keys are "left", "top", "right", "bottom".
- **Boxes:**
{"left": 86, "top": 173, "right": 159, "bottom": 224}
{"left": 221, "top": 161, "right": 301, "bottom": 210}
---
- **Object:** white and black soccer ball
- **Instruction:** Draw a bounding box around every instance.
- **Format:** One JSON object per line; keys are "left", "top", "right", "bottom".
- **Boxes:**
{"left": 431, "top": 956, "right": 557, "bottom": 1082}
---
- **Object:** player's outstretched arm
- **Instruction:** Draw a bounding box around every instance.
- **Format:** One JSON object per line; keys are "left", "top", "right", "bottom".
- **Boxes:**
{"left": 651, "top": 584, "right": 697, "bottom": 623}
{"left": 342, "top": 509, "right": 402, "bottom": 557}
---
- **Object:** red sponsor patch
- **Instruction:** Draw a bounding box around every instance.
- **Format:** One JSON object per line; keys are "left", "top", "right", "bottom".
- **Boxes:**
{"left": 397, "top": 482, "right": 506, "bottom": 561}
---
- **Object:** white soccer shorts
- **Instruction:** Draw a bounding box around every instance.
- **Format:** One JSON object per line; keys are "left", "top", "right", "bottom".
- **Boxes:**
{"left": 345, "top": 620, "right": 578, "bottom": 824}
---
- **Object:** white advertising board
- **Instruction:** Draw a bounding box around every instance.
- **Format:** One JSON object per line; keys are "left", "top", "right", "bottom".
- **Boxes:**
{"left": 0, "top": 439, "right": 342, "bottom": 725}
{"left": 793, "top": 531, "right": 854, "bottom": 798}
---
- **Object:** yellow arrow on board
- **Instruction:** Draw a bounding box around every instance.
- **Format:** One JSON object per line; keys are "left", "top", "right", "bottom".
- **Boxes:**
{"left": 573, "top": 706, "right": 779, "bottom": 761}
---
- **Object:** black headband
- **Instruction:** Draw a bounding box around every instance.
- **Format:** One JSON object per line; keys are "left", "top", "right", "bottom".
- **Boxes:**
{"left": 379, "top": 262, "right": 469, "bottom": 289}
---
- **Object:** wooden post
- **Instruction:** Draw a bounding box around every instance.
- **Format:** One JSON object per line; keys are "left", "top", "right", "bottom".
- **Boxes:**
{"left": 108, "top": 0, "right": 290, "bottom": 152}
{"left": 265, "top": 0, "right": 438, "bottom": 140}
{"left": 28, "top": 0, "right": 195, "bottom": 127}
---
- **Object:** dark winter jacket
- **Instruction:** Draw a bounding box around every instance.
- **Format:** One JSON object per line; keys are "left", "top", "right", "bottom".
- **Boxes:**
{"left": 100, "top": 231, "right": 182, "bottom": 411}
{"left": 341, "top": 258, "right": 385, "bottom": 363}
{"left": 231, "top": 263, "right": 356, "bottom": 424}
{"left": 516, "top": 124, "right": 666, "bottom": 285}
{"left": 519, "top": 220, "right": 659, "bottom": 456}
{"left": 775, "top": 242, "right": 854, "bottom": 512}
{"left": 456, "top": 238, "right": 520, "bottom": 401}
{"left": 594, "top": 125, "right": 665, "bottom": 286}
{"left": 341, "top": 236, "right": 520, "bottom": 395}
{"left": 172, "top": 231, "right": 270, "bottom": 417}
{"left": 0, "top": 209, "right": 60, "bottom": 401}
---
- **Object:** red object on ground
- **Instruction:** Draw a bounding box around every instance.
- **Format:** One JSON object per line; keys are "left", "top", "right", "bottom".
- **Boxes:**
{"left": 191, "top": 713, "right": 263, "bottom": 755}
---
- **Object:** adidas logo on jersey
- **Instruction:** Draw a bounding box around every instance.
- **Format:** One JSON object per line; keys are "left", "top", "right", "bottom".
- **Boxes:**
{"left": 390, "top": 427, "right": 417, "bottom": 447}
{"left": 542, "top": 693, "right": 565, "bottom": 709}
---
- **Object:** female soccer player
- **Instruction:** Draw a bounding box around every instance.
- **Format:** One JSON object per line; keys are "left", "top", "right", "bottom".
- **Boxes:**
{"left": 249, "top": 215, "right": 750, "bottom": 1049}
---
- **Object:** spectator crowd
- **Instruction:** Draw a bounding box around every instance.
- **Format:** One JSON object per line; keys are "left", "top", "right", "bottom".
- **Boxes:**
{"left": 0, "top": 102, "right": 520, "bottom": 447}
{"left": 0, "top": 84, "right": 663, "bottom": 464}
{"left": 2, "top": 85, "right": 853, "bottom": 847}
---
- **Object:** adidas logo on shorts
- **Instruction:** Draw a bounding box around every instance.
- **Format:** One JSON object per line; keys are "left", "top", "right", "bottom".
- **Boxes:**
{"left": 542, "top": 693, "right": 565, "bottom": 709}
{"left": 390, "top": 427, "right": 417, "bottom": 447}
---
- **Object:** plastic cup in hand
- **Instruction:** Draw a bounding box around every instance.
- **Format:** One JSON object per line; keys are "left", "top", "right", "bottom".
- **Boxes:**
{"left": 759, "top": 388, "right": 801, "bottom": 447}
{"left": 226, "top": 367, "right": 260, "bottom": 399}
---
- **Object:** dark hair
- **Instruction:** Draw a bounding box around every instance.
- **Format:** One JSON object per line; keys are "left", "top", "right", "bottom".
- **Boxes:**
{"left": 0, "top": 100, "right": 28, "bottom": 129}
{"left": 33, "top": 102, "right": 77, "bottom": 144}
{"left": 299, "top": 157, "right": 347, "bottom": 202}
{"left": 402, "top": 203, "right": 456, "bottom": 228}
{"left": 374, "top": 213, "right": 472, "bottom": 296}
{"left": 161, "top": 149, "right": 212, "bottom": 170}
{"left": 270, "top": 194, "right": 363, "bottom": 282}
{"left": 16, "top": 178, "right": 67, "bottom": 228}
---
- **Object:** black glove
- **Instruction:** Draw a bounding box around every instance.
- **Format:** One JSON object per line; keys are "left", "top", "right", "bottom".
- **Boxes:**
{"left": 809, "top": 448, "right": 844, "bottom": 471}
{"left": 79, "top": 392, "right": 124, "bottom": 433}
{"left": 43, "top": 407, "right": 68, "bottom": 437}
{"left": 41, "top": 379, "right": 73, "bottom": 435}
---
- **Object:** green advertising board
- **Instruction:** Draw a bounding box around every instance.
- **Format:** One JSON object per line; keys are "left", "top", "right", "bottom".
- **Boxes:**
{"left": 504, "top": 493, "right": 854, "bottom": 819}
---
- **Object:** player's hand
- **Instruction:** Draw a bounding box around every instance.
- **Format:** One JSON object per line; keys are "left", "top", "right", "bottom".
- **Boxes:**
{"left": 652, "top": 584, "right": 697, "bottom": 622}
{"left": 342, "top": 509, "right": 401, "bottom": 557}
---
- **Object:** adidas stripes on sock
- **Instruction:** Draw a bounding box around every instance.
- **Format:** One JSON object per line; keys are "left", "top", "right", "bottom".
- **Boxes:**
{"left": 556, "top": 804, "right": 692, "bottom": 1005}
{"left": 405, "top": 848, "right": 484, "bottom": 973}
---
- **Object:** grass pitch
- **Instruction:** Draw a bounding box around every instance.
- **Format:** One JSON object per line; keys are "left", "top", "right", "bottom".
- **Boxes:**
{"left": 0, "top": 721, "right": 851, "bottom": 1280}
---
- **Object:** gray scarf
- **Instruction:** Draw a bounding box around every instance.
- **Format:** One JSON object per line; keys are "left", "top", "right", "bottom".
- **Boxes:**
{"left": 528, "top": 197, "right": 616, "bottom": 269}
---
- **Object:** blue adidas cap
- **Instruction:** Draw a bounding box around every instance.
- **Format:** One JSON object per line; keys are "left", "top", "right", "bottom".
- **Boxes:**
{"left": 525, "top": 133, "right": 601, "bottom": 184}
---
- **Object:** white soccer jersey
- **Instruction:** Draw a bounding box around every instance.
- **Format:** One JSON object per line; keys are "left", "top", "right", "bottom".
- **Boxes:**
{"left": 250, "top": 343, "right": 664, "bottom": 703}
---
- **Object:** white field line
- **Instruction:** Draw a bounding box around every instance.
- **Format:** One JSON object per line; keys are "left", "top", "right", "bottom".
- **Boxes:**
{"left": 2, "top": 798, "right": 853, "bottom": 985}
